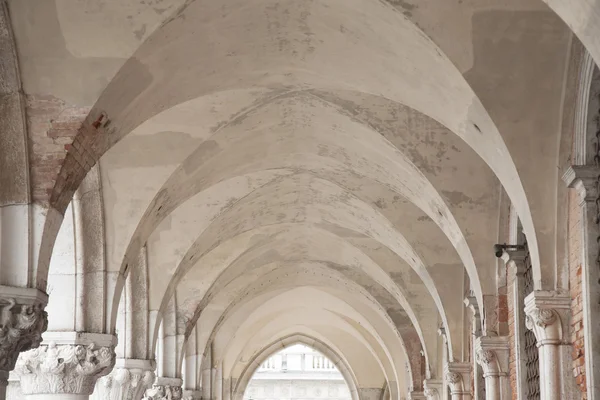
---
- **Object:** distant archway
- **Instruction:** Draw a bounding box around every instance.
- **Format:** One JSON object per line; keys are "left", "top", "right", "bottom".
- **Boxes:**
{"left": 233, "top": 334, "right": 361, "bottom": 400}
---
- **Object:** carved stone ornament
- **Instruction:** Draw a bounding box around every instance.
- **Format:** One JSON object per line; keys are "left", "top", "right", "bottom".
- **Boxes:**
{"left": 94, "top": 367, "right": 156, "bottom": 400}
{"left": 525, "top": 308, "right": 557, "bottom": 330}
{"left": 182, "top": 389, "right": 202, "bottom": 400}
{"left": 14, "top": 341, "right": 116, "bottom": 395}
{"left": 144, "top": 383, "right": 183, "bottom": 400}
{"left": 0, "top": 297, "right": 47, "bottom": 371}
{"left": 445, "top": 372, "right": 461, "bottom": 385}
{"left": 407, "top": 391, "right": 427, "bottom": 400}
{"left": 475, "top": 349, "right": 496, "bottom": 366}
{"left": 423, "top": 387, "right": 439, "bottom": 399}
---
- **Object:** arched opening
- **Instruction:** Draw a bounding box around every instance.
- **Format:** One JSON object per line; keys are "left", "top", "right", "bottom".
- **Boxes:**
{"left": 243, "top": 344, "right": 352, "bottom": 400}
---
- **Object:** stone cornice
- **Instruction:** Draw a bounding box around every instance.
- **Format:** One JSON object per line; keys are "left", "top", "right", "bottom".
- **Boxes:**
{"left": 42, "top": 331, "right": 117, "bottom": 347}
{"left": 407, "top": 391, "right": 427, "bottom": 400}
{"left": 563, "top": 165, "right": 600, "bottom": 205}
{"left": 183, "top": 389, "right": 202, "bottom": 400}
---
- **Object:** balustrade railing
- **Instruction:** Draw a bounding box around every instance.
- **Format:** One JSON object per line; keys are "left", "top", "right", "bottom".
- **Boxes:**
{"left": 257, "top": 351, "right": 338, "bottom": 373}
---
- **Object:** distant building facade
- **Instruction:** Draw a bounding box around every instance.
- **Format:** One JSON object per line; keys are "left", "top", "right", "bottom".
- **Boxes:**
{"left": 244, "top": 345, "right": 352, "bottom": 400}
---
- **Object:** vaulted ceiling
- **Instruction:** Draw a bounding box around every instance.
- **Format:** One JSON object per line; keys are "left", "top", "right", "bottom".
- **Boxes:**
{"left": 12, "top": 0, "right": 588, "bottom": 394}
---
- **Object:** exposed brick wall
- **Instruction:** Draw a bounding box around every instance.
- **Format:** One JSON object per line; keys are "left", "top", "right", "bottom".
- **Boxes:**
{"left": 568, "top": 189, "right": 586, "bottom": 398}
{"left": 26, "top": 94, "right": 90, "bottom": 204}
{"left": 48, "top": 110, "right": 106, "bottom": 214}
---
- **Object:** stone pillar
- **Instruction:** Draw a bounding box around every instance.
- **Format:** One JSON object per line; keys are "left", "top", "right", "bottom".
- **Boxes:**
{"left": 423, "top": 379, "right": 442, "bottom": 400}
{"left": 143, "top": 377, "right": 182, "bottom": 400}
{"left": 474, "top": 336, "right": 509, "bottom": 400}
{"left": 565, "top": 165, "right": 600, "bottom": 397}
{"left": 182, "top": 389, "right": 201, "bottom": 400}
{"left": 14, "top": 332, "right": 116, "bottom": 400}
{"left": 92, "top": 359, "right": 156, "bottom": 400}
{"left": 0, "top": 288, "right": 48, "bottom": 398}
{"left": 463, "top": 296, "right": 484, "bottom": 400}
{"left": 500, "top": 249, "right": 527, "bottom": 400}
{"left": 408, "top": 391, "right": 427, "bottom": 399}
{"left": 444, "top": 363, "right": 471, "bottom": 400}
{"left": 524, "top": 291, "right": 574, "bottom": 400}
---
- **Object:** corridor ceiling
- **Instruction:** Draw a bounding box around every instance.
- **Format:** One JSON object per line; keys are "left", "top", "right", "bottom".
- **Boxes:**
{"left": 10, "top": 0, "right": 587, "bottom": 394}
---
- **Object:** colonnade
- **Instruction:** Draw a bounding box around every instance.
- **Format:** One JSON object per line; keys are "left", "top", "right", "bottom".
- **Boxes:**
{"left": 0, "top": 293, "right": 578, "bottom": 400}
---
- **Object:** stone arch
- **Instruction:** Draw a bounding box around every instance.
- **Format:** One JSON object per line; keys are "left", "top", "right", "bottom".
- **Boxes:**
{"left": 114, "top": 95, "right": 485, "bottom": 344}
{"left": 232, "top": 334, "right": 361, "bottom": 400}
{"left": 35, "top": 0, "right": 544, "bottom": 308}
{"left": 194, "top": 266, "right": 418, "bottom": 395}
{"left": 147, "top": 172, "right": 459, "bottom": 358}
{"left": 167, "top": 224, "right": 439, "bottom": 373}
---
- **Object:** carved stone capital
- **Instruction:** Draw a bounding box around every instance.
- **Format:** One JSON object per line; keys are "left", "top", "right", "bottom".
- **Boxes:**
{"left": 182, "top": 389, "right": 202, "bottom": 400}
{"left": 474, "top": 336, "right": 509, "bottom": 377}
{"left": 563, "top": 165, "right": 600, "bottom": 205}
{"left": 422, "top": 379, "right": 442, "bottom": 400}
{"left": 524, "top": 291, "right": 570, "bottom": 345}
{"left": 144, "top": 377, "right": 183, "bottom": 400}
{"left": 92, "top": 358, "right": 156, "bottom": 400}
{"left": 14, "top": 332, "right": 117, "bottom": 395}
{"left": 444, "top": 362, "right": 471, "bottom": 396}
{"left": 407, "top": 391, "right": 427, "bottom": 400}
{"left": 0, "top": 286, "right": 48, "bottom": 372}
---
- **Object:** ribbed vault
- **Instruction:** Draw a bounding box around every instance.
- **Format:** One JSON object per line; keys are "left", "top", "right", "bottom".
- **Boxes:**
{"left": 4, "top": 0, "right": 583, "bottom": 398}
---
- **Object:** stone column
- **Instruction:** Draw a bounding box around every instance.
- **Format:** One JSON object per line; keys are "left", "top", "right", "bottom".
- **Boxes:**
{"left": 408, "top": 391, "right": 427, "bottom": 399}
{"left": 423, "top": 379, "right": 442, "bottom": 400}
{"left": 444, "top": 363, "right": 471, "bottom": 400}
{"left": 565, "top": 165, "right": 600, "bottom": 397}
{"left": 143, "top": 377, "right": 182, "bottom": 400}
{"left": 463, "top": 296, "right": 484, "bottom": 400}
{"left": 182, "top": 389, "right": 201, "bottom": 400}
{"left": 500, "top": 249, "right": 527, "bottom": 400}
{"left": 92, "top": 359, "right": 156, "bottom": 400}
{"left": 0, "top": 287, "right": 48, "bottom": 399}
{"left": 524, "top": 291, "right": 574, "bottom": 400}
{"left": 14, "top": 332, "right": 116, "bottom": 400}
{"left": 474, "top": 336, "right": 509, "bottom": 400}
